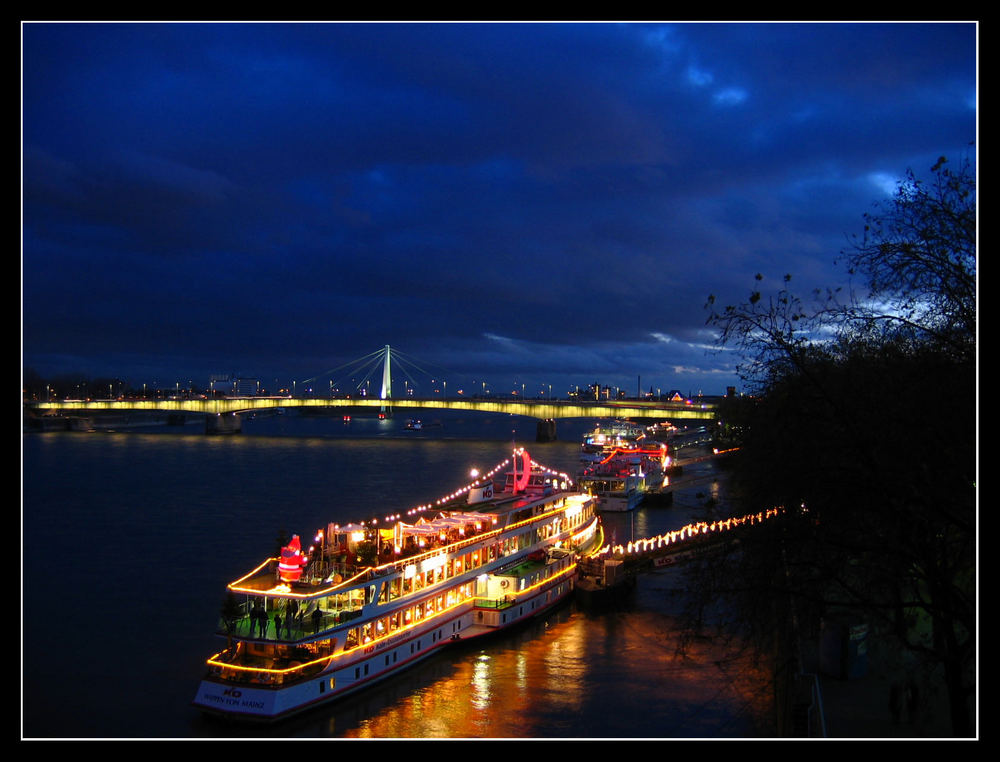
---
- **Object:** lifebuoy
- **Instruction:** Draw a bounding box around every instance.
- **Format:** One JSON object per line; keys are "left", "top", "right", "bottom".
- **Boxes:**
{"left": 500, "top": 579, "right": 509, "bottom": 589}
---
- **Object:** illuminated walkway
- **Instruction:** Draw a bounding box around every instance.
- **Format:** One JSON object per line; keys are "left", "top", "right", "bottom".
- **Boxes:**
{"left": 593, "top": 505, "right": 781, "bottom": 567}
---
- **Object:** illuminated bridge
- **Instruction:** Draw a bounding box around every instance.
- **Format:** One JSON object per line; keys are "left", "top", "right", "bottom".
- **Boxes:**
{"left": 24, "top": 395, "right": 717, "bottom": 435}
{"left": 23, "top": 345, "right": 717, "bottom": 435}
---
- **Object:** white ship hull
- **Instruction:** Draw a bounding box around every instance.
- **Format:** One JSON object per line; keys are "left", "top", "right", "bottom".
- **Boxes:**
{"left": 593, "top": 490, "right": 645, "bottom": 512}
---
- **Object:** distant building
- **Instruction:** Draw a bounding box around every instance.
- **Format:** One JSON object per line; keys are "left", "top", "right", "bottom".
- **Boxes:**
{"left": 236, "top": 378, "right": 260, "bottom": 397}
{"left": 209, "top": 375, "right": 235, "bottom": 397}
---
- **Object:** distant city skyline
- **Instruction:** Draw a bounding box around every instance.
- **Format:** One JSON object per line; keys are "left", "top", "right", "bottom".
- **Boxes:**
{"left": 24, "top": 362, "right": 719, "bottom": 402}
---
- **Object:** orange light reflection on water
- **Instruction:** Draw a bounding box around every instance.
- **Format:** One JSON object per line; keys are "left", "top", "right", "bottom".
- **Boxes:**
{"left": 331, "top": 603, "right": 772, "bottom": 739}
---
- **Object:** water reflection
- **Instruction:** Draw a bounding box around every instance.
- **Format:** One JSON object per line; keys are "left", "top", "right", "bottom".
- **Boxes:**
{"left": 25, "top": 417, "right": 767, "bottom": 739}
{"left": 282, "top": 596, "right": 772, "bottom": 739}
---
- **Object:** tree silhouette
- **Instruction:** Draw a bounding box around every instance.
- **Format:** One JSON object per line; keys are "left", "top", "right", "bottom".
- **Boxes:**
{"left": 696, "top": 153, "right": 976, "bottom": 736}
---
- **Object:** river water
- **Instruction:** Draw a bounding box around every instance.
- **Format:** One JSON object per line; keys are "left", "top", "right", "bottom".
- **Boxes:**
{"left": 22, "top": 410, "right": 773, "bottom": 739}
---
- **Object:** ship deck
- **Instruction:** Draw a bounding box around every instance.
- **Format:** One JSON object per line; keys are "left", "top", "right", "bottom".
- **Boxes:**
{"left": 219, "top": 608, "right": 349, "bottom": 642}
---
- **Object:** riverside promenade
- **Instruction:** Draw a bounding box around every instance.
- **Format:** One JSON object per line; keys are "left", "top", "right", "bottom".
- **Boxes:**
{"left": 797, "top": 633, "right": 963, "bottom": 738}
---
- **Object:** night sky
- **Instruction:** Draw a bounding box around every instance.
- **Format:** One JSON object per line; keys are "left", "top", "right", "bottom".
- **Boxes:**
{"left": 21, "top": 22, "right": 977, "bottom": 397}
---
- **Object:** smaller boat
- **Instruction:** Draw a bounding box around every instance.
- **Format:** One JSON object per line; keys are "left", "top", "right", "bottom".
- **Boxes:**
{"left": 576, "top": 557, "right": 636, "bottom": 608}
{"left": 645, "top": 421, "right": 678, "bottom": 441}
{"left": 578, "top": 443, "right": 670, "bottom": 512}
{"left": 580, "top": 420, "right": 645, "bottom": 461}
{"left": 404, "top": 419, "right": 423, "bottom": 430}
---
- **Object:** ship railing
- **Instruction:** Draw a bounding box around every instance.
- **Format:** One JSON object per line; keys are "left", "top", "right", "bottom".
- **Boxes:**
{"left": 207, "top": 648, "right": 332, "bottom": 687}
{"left": 473, "top": 596, "right": 516, "bottom": 611}
{"left": 217, "top": 604, "right": 363, "bottom": 640}
{"left": 473, "top": 560, "right": 577, "bottom": 613}
{"left": 367, "top": 524, "right": 504, "bottom": 580}
{"left": 227, "top": 558, "right": 283, "bottom": 592}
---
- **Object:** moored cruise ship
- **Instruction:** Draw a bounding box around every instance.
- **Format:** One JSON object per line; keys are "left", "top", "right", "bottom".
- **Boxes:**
{"left": 577, "top": 443, "right": 670, "bottom": 512}
{"left": 192, "top": 448, "right": 599, "bottom": 722}
{"left": 580, "top": 419, "right": 645, "bottom": 460}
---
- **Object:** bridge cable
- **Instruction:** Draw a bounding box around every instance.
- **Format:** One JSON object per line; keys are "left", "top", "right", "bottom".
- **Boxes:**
{"left": 302, "top": 345, "right": 472, "bottom": 395}
{"left": 299, "top": 347, "right": 388, "bottom": 390}
{"left": 389, "top": 353, "right": 432, "bottom": 394}
{"left": 342, "top": 353, "right": 385, "bottom": 395}
{"left": 298, "top": 347, "right": 386, "bottom": 386}
{"left": 388, "top": 347, "right": 464, "bottom": 383}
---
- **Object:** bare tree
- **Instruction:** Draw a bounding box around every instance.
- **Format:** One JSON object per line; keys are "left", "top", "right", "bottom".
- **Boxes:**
{"left": 695, "top": 153, "right": 976, "bottom": 736}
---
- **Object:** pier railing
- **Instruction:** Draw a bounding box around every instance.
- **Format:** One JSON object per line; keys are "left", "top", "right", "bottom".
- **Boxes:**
{"left": 597, "top": 507, "right": 786, "bottom": 568}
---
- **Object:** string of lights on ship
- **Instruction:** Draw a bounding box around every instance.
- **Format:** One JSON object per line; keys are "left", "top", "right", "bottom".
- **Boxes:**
{"left": 322, "top": 449, "right": 574, "bottom": 536}
{"left": 300, "top": 447, "right": 786, "bottom": 565}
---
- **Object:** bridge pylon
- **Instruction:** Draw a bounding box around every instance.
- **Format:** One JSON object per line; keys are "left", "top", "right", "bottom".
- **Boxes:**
{"left": 380, "top": 344, "right": 391, "bottom": 415}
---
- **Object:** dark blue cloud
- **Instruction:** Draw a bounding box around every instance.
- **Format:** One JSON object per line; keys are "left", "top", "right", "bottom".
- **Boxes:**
{"left": 22, "top": 22, "right": 976, "bottom": 395}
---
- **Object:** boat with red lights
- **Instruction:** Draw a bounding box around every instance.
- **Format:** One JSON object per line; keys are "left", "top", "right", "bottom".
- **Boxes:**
{"left": 578, "top": 443, "right": 670, "bottom": 512}
{"left": 192, "top": 449, "right": 599, "bottom": 722}
{"left": 580, "top": 420, "right": 645, "bottom": 460}
{"left": 645, "top": 420, "right": 679, "bottom": 441}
